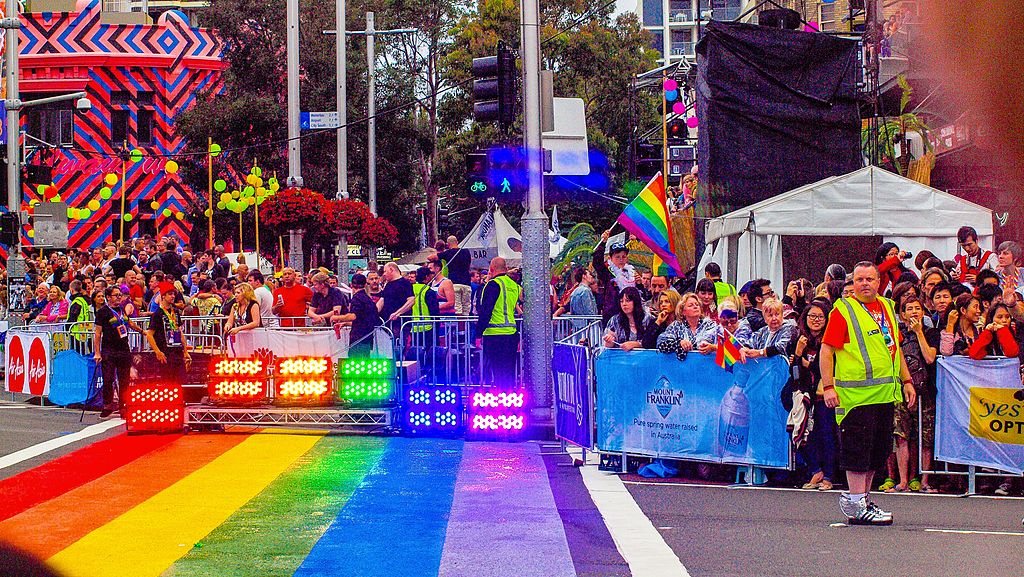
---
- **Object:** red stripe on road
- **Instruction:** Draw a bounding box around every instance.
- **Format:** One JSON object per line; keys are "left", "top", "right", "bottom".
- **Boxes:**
{"left": 0, "top": 432, "right": 178, "bottom": 522}
{"left": 0, "top": 433, "right": 249, "bottom": 560}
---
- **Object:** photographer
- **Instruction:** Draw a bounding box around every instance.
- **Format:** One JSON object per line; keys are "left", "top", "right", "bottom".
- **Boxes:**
{"left": 875, "top": 242, "right": 918, "bottom": 297}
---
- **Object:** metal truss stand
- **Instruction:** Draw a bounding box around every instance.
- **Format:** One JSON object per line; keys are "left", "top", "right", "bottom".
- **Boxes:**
{"left": 186, "top": 406, "right": 396, "bottom": 434}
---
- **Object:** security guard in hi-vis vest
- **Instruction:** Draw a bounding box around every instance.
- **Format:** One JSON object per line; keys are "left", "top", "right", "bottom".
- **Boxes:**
{"left": 475, "top": 257, "right": 522, "bottom": 389}
{"left": 820, "top": 261, "right": 917, "bottom": 526}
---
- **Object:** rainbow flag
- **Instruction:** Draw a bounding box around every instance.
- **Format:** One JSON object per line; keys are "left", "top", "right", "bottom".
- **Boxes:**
{"left": 617, "top": 172, "right": 680, "bottom": 275}
{"left": 715, "top": 331, "right": 742, "bottom": 369}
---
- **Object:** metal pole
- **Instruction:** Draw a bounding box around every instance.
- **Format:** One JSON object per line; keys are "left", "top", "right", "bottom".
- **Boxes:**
{"left": 366, "top": 11, "right": 377, "bottom": 216}
{"left": 286, "top": 0, "right": 303, "bottom": 188}
{"left": 336, "top": 0, "right": 347, "bottom": 200}
{"left": 4, "top": 0, "right": 19, "bottom": 218}
{"left": 520, "top": 0, "right": 552, "bottom": 422}
{"left": 662, "top": 71, "right": 668, "bottom": 178}
{"left": 119, "top": 143, "right": 127, "bottom": 242}
{"left": 207, "top": 137, "right": 214, "bottom": 249}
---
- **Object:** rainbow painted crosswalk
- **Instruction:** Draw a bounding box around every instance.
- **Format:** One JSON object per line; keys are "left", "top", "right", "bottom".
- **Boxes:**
{"left": 0, "top": 431, "right": 609, "bottom": 577}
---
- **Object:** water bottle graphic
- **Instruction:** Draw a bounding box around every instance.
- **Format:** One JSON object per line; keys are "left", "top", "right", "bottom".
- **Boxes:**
{"left": 719, "top": 382, "right": 750, "bottom": 457}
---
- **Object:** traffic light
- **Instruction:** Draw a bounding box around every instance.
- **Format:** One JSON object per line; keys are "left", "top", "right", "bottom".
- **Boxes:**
{"left": 464, "top": 147, "right": 526, "bottom": 202}
{"left": 0, "top": 211, "right": 20, "bottom": 246}
{"left": 437, "top": 205, "right": 450, "bottom": 231}
{"left": 471, "top": 43, "right": 517, "bottom": 131}
{"left": 667, "top": 118, "right": 687, "bottom": 141}
{"left": 466, "top": 152, "right": 490, "bottom": 197}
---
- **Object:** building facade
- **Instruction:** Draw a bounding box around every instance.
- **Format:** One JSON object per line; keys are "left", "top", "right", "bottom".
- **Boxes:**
{"left": 17, "top": 0, "right": 223, "bottom": 248}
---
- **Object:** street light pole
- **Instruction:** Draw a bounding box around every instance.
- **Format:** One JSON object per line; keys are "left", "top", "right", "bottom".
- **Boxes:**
{"left": 331, "top": 15, "right": 416, "bottom": 217}
{"left": 336, "top": 0, "right": 347, "bottom": 200}
{"left": 520, "top": 0, "right": 552, "bottom": 420}
{"left": 286, "top": 0, "right": 303, "bottom": 188}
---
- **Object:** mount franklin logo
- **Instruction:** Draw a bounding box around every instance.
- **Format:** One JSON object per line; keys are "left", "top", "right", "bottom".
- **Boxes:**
{"left": 647, "top": 376, "right": 684, "bottom": 418}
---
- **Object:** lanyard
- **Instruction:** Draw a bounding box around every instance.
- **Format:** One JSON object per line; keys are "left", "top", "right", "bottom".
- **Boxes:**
{"left": 162, "top": 307, "right": 178, "bottom": 332}
{"left": 857, "top": 300, "right": 893, "bottom": 347}
{"left": 107, "top": 305, "right": 125, "bottom": 324}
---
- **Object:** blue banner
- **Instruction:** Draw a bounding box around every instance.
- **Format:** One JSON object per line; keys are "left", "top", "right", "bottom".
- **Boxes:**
{"left": 553, "top": 343, "right": 593, "bottom": 448}
{"left": 936, "top": 356, "right": 1024, "bottom": 474}
{"left": 595, "top": 349, "right": 790, "bottom": 468}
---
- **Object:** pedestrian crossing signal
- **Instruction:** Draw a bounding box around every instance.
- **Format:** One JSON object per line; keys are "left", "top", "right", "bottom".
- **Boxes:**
{"left": 0, "top": 212, "right": 19, "bottom": 246}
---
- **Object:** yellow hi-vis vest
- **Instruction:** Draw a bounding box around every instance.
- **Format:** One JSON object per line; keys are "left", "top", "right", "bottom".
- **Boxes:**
{"left": 483, "top": 275, "right": 520, "bottom": 336}
{"left": 70, "top": 295, "right": 93, "bottom": 342}
{"left": 411, "top": 283, "right": 433, "bottom": 333}
{"left": 832, "top": 296, "right": 904, "bottom": 424}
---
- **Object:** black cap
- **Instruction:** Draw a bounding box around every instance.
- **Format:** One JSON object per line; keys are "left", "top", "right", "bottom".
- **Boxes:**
{"left": 351, "top": 273, "right": 367, "bottom": 287}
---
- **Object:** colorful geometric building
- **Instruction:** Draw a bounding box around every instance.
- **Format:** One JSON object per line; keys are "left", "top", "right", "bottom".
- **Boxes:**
{"left": 18, "top": 0, "right": 224, "bottom": 248}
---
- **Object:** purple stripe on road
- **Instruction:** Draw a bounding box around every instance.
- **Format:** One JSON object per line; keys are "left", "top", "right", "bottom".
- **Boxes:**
{"left": 542, "top": 452, "right": 632, "bottom": 577}
{"left": 439, "top": 442, "right": 577, "bottom": 577}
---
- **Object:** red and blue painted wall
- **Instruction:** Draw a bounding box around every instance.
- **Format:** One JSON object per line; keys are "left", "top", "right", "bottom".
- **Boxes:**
{"left": 17, "top": 0, "right": 224, "bottom": 248}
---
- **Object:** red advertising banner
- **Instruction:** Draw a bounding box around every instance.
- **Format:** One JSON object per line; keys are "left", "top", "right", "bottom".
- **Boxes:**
{"left": 5, "top": 333, "right": 52, "bottom": 396}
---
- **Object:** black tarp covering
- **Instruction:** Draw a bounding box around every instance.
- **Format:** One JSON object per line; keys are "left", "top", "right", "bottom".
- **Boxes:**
{"left": 695, "top": 21, "right": 862, "bottom": 220}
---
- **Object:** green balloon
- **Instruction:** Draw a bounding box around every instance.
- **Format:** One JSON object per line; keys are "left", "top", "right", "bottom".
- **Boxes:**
{"left": 226, "top": 200, "right": 238, "bottom": 211}
{"left": 209, "top": 143, "right": 222, "bottom": 157}
{"left": 162, "top": 208, "right": 172, "bottom": 217}
{"left": 80, "top": 208, "right": 91, "bottom": 219}
{"left": 214, "top": 179, "right": 227, "bottom": 192}
{"left": 130, "top": 149, "right": 144, "bottom": 163}
{"left": 243, "top": 185, "right": 254, "bottom": 197}
{"left": 100, "top": 187, "right": 112, "bottom": 199}
{"left": 123, "top": 213, "right": 133, "bottom": 222}
{"left": 254, "top": 167, "right": 262, "bottom": 177}
{"left": 216, "top": 201, "right": 226, "bottom": 210}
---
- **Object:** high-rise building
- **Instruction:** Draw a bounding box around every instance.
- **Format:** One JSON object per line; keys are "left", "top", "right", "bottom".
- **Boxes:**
{"left": 636, "top": 0, "right": 747, "bottom": 62}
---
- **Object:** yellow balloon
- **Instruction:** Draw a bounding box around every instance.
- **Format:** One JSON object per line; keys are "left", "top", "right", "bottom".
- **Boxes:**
{"left": 104, "top": 173, "right": 118, "bottom": 186}
{"left": 176, "top": 211, "right": 185, "bottom": 220}
{"left": 165, "top": 160, "right": 179, "bottom": 174}
{"left": 245, "top": 174, "right": 257, "bottom": 186}
{"left": 87, "top": 199, "right": 100, "bottom": 211}
{"left": 220, "top": 192, "right": 232, "bottom": 203}
{"left": 29, "top": 199, "right": 39, "bottom": 207}
{"left": 231, "top": 190, "right": 240, "bottom": 199}
{"left": 27, "top": 229, "right": 34, "bottom": 239}
{"left": 204, "top": 208, "right": 213, "bottom": 217}
{"left": 150, "top": 201, "right": 160, "bottom": 210}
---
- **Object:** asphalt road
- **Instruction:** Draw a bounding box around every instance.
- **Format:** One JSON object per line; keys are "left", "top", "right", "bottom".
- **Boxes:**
{"left": 0, "top": 398, "right": 121, "bottom": 479}
{"left": 627, "top": 480, "right": 1024, "bottom": 577}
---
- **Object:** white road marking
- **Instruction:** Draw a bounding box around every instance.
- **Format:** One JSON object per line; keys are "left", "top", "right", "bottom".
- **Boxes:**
{"left": 621, "top": 479, "right": 1024, "bottom": 500}
{"left": 829, "top": 523, "right": 847, "bottom": 528}
{"left": 579, "top": 465, "right": 691, "bottom": 577}
{"left": 0, "top": 419, "right": 123, "bottom": 470}
{"left": 924, "top": 528, "right": 1024, "bottom": 537}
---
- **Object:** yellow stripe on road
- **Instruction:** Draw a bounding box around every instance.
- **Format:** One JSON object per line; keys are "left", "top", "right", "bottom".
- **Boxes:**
{"left": 47, "top": 430, "right": 325, "bottom": 577}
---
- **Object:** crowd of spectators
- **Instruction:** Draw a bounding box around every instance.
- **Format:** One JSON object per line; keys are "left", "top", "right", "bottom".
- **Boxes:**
{"left": 558, "top": 225, "right": 1024, "bottom": 495}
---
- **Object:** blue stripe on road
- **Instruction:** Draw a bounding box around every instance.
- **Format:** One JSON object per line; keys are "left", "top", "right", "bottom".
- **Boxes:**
{"left": 293, "top": 437, "right": 464, "bottom": 577}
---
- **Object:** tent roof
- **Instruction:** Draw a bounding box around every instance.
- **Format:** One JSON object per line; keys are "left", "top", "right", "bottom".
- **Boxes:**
{"left": 704, "top": 166, "right": 993, "bottom": 243}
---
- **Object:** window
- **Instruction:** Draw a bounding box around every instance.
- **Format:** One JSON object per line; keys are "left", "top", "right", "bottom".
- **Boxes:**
{"left": 818, "top": 3, "right": 836, "bottom": 31}
{"left": 137, "top": 91, "right": 155, "bottom": 107}
{"left": 25, "top": 97, "right": 74, "bottom": 147}
{"left": 643, "top": 0, "right": 664, "bottom": 26}
{"left": 650, "top": 31, "right": 664, "bottom": 57}
{"left": 111, "top": 110, "right": 130, "bottom": 145}
{"left": 111, "top": 90, "right": 131, "bottom": 106}
{"left": 137, "top": 109, "right": 154, "bottom": 146}
{"left": 710, "top": 0, "right": 741, "bottom": 21}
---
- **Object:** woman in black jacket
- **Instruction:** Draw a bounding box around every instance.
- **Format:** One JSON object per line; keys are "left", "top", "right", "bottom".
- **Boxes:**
{"left": 788, "top": 298, "right": 837, "bottom": 491}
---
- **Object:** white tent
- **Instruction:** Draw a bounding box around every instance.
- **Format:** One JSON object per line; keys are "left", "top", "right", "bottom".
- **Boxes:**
{"left": 461, "top": 206, "right": 524, "bottom": 269}
{"left": 699, "top": 166, "right": 995, "bottom": 290}
{"left": 460, "top": 205, "right": 570, "bottom": 269}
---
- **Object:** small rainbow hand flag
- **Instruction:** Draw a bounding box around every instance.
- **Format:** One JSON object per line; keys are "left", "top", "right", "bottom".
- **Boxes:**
{"left": 617, "top": 172, "right": 680, "bottom": 275}
{"left": 715, "top": 331, "right": 742, "bottom": 369}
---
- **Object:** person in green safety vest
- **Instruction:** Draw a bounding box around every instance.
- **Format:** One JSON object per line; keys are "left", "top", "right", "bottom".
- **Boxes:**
{"left": 704, "top": 262, "right": 737, "bottom": 305}
{"left": 819, "top": 261, "right": 917, "bottom": 526}
{"left": 410, "top": 267, "right": 440, "bottom": 345}
{"left": 475, "top": 257, "right": 522, "bottom": 388}
{"left": 66, "top": 279, "right": 94, "bottom": 344}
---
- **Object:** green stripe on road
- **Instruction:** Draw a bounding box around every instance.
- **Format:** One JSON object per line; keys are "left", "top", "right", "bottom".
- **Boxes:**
{"left": 162, "top": 436, "right": 388, "bottom": 577}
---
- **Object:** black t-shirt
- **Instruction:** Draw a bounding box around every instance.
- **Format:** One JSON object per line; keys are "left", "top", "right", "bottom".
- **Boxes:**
{"left": 439, "top": 248, "right": 471, "bottom": 286}
{"left": 310, "top": 287, "right": 350, "bottom": 316}
{"left": 149, "top": 307, "right": 184, "bottom": 353}
{"left": 349, "top": 291, "right": 381, "bottom": 344}
{"left": 899, "top": 324, "right": 941, "bottom": 394}
{"left": 380, "top": 278, "right": 413, "bottom": 321}
{"left": 96, "top": 306, "right": 131, "bottom": 356}
{"left": 109, "top": 257, "right": 136, "bottom": 280}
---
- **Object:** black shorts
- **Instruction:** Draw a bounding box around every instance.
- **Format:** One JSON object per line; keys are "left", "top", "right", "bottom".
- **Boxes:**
{"left": 838, "top": 403, "right": 895, "bottom": 473}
